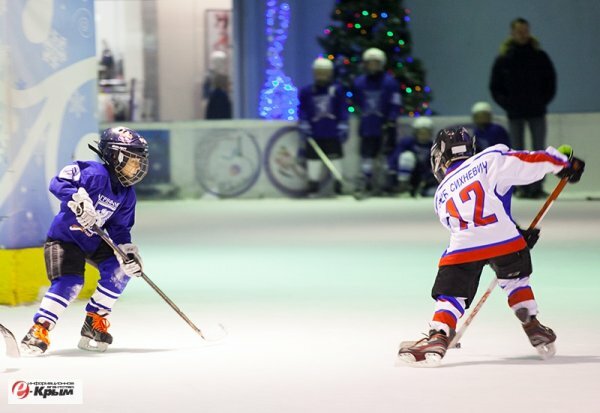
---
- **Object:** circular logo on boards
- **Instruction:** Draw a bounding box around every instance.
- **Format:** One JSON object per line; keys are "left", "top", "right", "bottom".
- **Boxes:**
{"left": 195, "top": 129, "right": 261, "bottom": 198}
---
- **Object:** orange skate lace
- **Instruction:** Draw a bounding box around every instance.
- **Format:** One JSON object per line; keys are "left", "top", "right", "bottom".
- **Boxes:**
{"left": 32, "top": 324, "right": 50, "bottom": 345}
{"left": 88, "top": 312, "right": 110, "bottom": 333}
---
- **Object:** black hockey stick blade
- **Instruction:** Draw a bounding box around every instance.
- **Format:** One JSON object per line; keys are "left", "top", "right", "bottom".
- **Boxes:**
{"left": 0, "top": 324, "right": 21, "bottom": 358}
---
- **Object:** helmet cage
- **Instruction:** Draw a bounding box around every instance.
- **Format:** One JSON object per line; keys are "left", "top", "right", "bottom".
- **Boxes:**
{"left": 109, "top": 144, "right": 149, "bottom": 187}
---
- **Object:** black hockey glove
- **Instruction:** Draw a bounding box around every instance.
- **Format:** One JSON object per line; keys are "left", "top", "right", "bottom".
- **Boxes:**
{"left": 517, "top": 226, "right": 540, "bottom": 249}
{"left": 557, "top": 157, "right": 585, "bottom": 183}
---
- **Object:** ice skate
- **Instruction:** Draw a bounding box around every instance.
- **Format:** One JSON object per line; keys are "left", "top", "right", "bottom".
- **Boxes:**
{"left": 78, "top": 312, "right": 113, "bottom": 352}
{"left": 397, "top": 330, "right": 449, "bottom": 367}
{"left": 21, "top": 322, "right": 50, "bottom": 356}
{"left": 518, "top": 313, "right": 556, "bottom": 360}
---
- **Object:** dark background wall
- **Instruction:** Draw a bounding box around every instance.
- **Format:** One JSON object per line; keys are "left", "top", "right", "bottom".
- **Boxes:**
{"left": 234, "top": 0, "right": 600, "bottom": 117}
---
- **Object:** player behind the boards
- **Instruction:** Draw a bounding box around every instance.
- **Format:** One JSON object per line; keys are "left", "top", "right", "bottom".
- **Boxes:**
{"left": 397, "top": 127, "right": 585, "bottom": 367}
{"left": 298, "top": 57, "right": 349, "bottom": 197}
{"left": 21, "top": 126, "right": 149, "bottom": 354}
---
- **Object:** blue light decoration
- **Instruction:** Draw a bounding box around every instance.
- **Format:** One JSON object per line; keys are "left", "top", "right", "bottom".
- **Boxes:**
{"left": 258, "top": 0, "right": 299, "bottom": 120}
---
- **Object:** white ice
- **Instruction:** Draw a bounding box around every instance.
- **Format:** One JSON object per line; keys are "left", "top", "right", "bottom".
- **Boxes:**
{"left": 2, "top": 197, "right": 600, "bottom": 412}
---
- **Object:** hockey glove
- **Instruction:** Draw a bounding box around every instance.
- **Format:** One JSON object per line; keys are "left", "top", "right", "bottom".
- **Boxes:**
{"left": 557, "top": 157, "right": 585, "bottom": 183}
{"left": 517, "top": 226, "right": 540, "bottom": 249}
{"left": 67, "top": 188, "right": 98, "bottom": 230}
{"left": 116, "top": 243, "right": 143, "bottom": 277}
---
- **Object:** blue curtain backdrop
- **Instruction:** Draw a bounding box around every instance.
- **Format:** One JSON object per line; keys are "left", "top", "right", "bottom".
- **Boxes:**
{"left": 0, "top": 0, "right": 98, "bottom": 249}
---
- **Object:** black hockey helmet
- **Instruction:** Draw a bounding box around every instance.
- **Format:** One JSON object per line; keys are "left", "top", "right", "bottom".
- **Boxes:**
{"left": 91, "top": 126, "right": 149, "bottom": 187}
{"left": 430, "top": 127, "right": 475, "bottom": 182}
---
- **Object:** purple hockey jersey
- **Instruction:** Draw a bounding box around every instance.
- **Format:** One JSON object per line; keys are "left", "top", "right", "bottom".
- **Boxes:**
{"left": 352, "top": 72, "right": 400, "bottom": 138}
{"left": 47, "top": 161, "right": 136, "bottom": 253}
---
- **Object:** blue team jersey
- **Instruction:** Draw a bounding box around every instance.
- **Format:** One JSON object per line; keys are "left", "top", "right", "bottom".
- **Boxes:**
{"left": 473, "top": 123, "right": 511, "bottom": 152}
{"left": 388, "top": 136, "right": 432, "bottom": 175}
{"left": 47, "top": 161, "right": 136, "bottom": 253}
{"left": 352, "top": 73, "right": 400, "bottom": 138}
{"left": 298, "top": 83, "right": 348, "bottom": 139}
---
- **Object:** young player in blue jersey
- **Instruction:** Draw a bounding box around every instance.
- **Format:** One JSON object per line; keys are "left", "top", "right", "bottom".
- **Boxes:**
{"left": 298, "top": 57, "right": 349, "bottom": 196}
{"left": 21, "top": 127, "right": 149, "bottom": 354}
{"left": 352, "top": 48, "right": 401, "bottom": 195}
{"left": 386, "top": 116, "right": 438, "bottom": 197}
{"left": 471, "top": 101, "right": 511, "bottom": 152}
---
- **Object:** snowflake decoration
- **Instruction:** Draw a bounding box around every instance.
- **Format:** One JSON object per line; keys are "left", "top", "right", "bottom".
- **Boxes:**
{"left": 42, "top": 30, "right": 67, "bottom": 69}
{"left": 68, "top": 91, "right": 87, "bottom": 118}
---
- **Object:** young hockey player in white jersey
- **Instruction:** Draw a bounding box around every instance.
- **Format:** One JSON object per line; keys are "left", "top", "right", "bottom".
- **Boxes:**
{"left": 398, "top": 127, "right": 585, "bottom": 366}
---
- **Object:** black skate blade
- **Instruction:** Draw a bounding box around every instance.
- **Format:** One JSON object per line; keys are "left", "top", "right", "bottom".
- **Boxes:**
{"left": 78, "top": 337, "right": 109, "bottom": 353}
{"left": 0, "top": 324, "right": 21, "bottom": 358}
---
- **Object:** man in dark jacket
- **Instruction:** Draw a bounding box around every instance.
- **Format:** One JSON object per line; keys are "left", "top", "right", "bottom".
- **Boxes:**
{"left": 489, "top": 17, "right": 556, "bottom": 198}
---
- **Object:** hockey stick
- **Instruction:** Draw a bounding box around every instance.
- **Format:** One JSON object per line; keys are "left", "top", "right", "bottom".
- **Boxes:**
{"left": 448, "top": 176, "right": 570, "bottom": 349}
{"left": 306, "top": 137, "right": 361, "bottom": 200}
{"left": 0, "top": 323, "right": 21, "bottom": 358}
{"left": 91, "top": 225, "right": 227, "bottom": 342}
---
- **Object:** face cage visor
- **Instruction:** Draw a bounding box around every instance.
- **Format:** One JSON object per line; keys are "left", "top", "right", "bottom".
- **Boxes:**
{"left": 430, "top": 142, "right": 446, "bottom": 183}
{"left": 114, "top": 148, "right": 149, "bottom": 187}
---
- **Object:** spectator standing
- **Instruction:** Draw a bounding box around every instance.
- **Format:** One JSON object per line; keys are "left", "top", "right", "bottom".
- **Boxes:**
{"left": 490, "top": 17, "right": 556, "bottom": 198}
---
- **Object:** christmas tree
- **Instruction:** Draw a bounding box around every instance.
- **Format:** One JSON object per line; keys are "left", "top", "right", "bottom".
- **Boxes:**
{"left": 318, "top": 0, "right": 432, "bottom": 117}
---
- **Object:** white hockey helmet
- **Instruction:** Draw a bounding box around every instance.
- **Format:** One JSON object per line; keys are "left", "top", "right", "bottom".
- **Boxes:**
{"left": 471, "top": 101, "right": 493, "bottom": 114}
{"left": 362, "top": 48, "right": 387, "bottom": 65}
{"left": 312, "top": 57, "right": 334, "bottom": 71}
{"left": 412, "top": 116, "right": 434, "bottom": 130}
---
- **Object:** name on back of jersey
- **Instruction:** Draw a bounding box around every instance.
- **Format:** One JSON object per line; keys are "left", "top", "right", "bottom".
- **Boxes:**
{"left": 436, "top": 160, "right": 489, "bottom": 208}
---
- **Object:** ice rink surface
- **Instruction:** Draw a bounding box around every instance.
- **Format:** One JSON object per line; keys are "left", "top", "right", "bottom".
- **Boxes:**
{"left": 2, "top": 196, "right": 599, "bottom": 412}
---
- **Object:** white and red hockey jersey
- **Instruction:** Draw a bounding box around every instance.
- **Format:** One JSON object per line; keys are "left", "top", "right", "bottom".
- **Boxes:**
{"left": 434, "top": 144, "right": 569, "bottom": 266}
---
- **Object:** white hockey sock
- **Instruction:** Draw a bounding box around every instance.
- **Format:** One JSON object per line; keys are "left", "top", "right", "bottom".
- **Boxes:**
{"left": 85, "top": 284, "right": 123, "bottom": 317}
{"left": 307, "top": 159, "right": 322, "bottom": 182}
{"left": 498, "top": 277, "right": 538, "bottom": 317}
{"left": 34, "top": 277, "right": 83, "bottom": 329}
{"left": 430, "top": 295, "right": 467, "bottom": 335}
{"left": 361, "top": 158, "right": 373, "bottom": 176}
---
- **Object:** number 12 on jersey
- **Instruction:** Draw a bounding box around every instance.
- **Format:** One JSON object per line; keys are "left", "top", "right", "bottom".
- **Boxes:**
{"left": 445, "top": 181, "right": 498, "bottom": 230}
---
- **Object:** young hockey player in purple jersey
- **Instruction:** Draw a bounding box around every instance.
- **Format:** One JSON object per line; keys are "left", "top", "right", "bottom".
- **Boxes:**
{"left": 386, "top": 116, "right": 438, "bottom": 197}
{"left": 397, "top": 127, "right": 585, "bottom": 367}
{"left": 21, "top": 126, "right": 149, "bottom": 354}
{"left": 352, "top": 48, "right": 400, "bottom": 195}
{"left": 298, "top": 57, "right": 349, "bottom": 197}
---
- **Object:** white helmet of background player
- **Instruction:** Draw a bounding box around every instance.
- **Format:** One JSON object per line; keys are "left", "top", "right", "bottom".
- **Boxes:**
{"left": 362, "top": 47, "right": 386, "bottom": 74}
{"left": 412, "top": 116, "right": 434, "bottom": 144}
{"left": 430, "top": 127, "right": 476, "bottom": 182}
{"left": 471, "top": 101, "right": 493, "bottom": 129}
{"left": 312, "top": 57, "right": 334, "bottom": 86}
